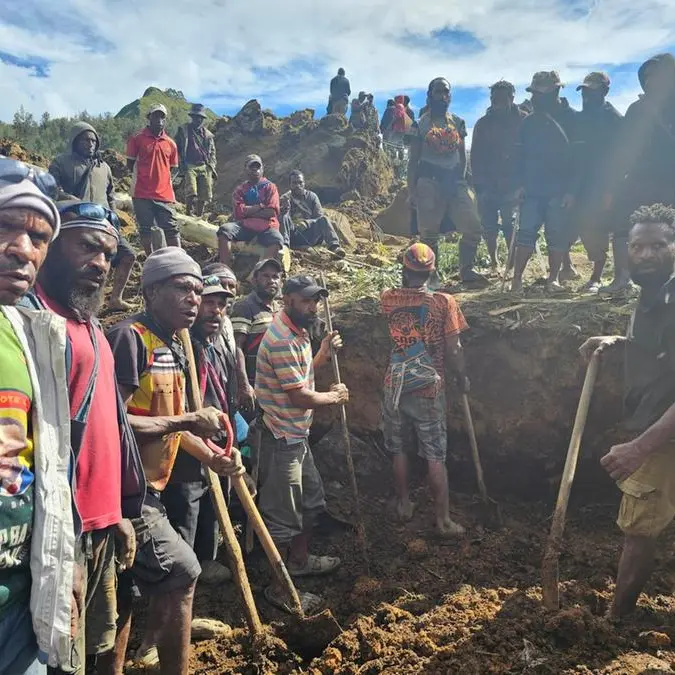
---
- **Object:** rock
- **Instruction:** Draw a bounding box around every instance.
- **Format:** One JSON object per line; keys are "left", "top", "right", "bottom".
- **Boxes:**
{"left": 0, "top": 138, "right": 49, "bottom": 168}
{"left": 324, "top": 208, "right": 356, "bottom": 249}
{"left": 376, "top": 187, "right": 412, "bottom": 237}
{"left": 101, "top": 149, "right": 128, "bottom": 179}
{"left": 319, "top": 114, "right": 348, "bottom": 133}
{"left": 191, "top": 617, "right": 232, "bottom": 641}
{"left": 116, "top": 209, "right": 136, "bottom": 236}
{"left": 340, "top": 189, "right": 361, "bottom": 203}
{"left": 365, "top": 253, "right": 391, "bottom": 267}
{"left": 639, "top": 631, "right": 672, "bottom": 649}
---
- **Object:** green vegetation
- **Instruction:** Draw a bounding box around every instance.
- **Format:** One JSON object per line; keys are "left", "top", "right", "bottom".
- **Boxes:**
{"left": 0, "top": 88, "right": 218, "bottom": 158}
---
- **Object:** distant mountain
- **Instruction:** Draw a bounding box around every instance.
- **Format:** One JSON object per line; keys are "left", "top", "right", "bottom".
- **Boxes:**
{"left": 115, "top": 87, "right": 217, "bottom": 123}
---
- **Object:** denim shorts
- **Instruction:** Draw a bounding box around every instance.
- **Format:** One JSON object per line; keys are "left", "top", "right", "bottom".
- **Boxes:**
{"left": 217, "top": 222, "right": 284, "bottom": 248}
{"left": 517, "top": 196, "right": 571, "bottom": 252}
{"left": 383, "top": 391, "right": 447, "bottom": 462}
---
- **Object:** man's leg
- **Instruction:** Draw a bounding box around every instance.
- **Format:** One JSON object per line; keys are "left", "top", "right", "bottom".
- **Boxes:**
{"left": 217, "top": 222, "right": 245, "bottom": 266}
{"left": 545, "top": 198, "right": 573, "bottom": 289}
{"left": 578, "top": 210, "right": 609, "bottom": 292}
{"left": 132, "top": 198, "right": 156, "bottom": 256}
{"left": 184, "top": 167, "right": 198, "bottom": 217}
{"left": 257, "top": 226, "right": 285, "bottom": 262}
{"left": 477, "top": 193, "right": 500, "bottom": 268}
{"left": 383, "top": 393, "right": 415, "bottom": 520}
{"left": 96, "top": 573, "right": 133, "bottom": 675}
{"left": 447, "top": 182, "right": 487, "bottom": 284}
{"left": 196, "top": 166, "right": 213, "bottom": 218}
{"left": 108, "top": 236, "right": 137, "bottom": 311}
{"left": 511, "top": 197, "right": 542, "bottom": 291}
{"left": 416, "top": 177, "right": 446, "bottom": 286}
{"left": 611, "top": 535, "right": 657, "bottom": 618}
{"left": 155, "top": 201, "right": 181, "bottom": 249}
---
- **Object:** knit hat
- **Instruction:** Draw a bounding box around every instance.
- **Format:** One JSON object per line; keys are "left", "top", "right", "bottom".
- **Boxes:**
{"left": 0, "top": 178, "right": 60, "bottom": 239}
{"left": 57, "top": 201, "right": 120, "bottom": 240}
{"left": 142, "top": 247, "right": 201, "bottom": 288}
{"left": 403, "top": 243, "right": 436, "bottom": 272}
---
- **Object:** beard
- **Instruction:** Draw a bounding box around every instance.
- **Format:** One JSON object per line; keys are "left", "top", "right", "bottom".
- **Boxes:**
{"left": 43, "top": 256, "right": 105, "bottom": 320}
{"left": 429, "top": 99, "right": 450, "bottom": 116}
{"left": 630, "top": 263, "right": 673, "bottom": 289}
{"left": 287, "top": 306, "right": 319, "bottom": 330}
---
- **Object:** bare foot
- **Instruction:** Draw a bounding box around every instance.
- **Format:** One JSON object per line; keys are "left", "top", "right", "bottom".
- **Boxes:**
{"left": 108, "top": 297, "right": 134, "bottom": 312}
{"left": 393, "top": 498, "right": 416, "bottom": 522}
{"left": 437, "top": 518, "right": 466, "bottom": 538}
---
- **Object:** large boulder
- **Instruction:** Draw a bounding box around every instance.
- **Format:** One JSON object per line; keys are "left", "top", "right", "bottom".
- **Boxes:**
{"left": 376, "top": 187, "right": 412, "bottom": 237}
{"left": 214, "top": 101, "right": 394, "bottom": 206}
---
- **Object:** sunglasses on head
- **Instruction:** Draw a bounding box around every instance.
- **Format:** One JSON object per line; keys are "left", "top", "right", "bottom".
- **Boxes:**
{"left": 0, "top": 157, "right": 58, "bottom": 199}
{"left": 57, "top": 202, "right": 121, "bottom": 231}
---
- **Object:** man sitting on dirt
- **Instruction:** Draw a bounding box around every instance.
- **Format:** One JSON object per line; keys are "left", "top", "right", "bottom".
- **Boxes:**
{"left": 230, "top": 258, "right": 283, "bottom": 386}
{"left": 572, "top": 72, "right": 624, "bottom": 294}
{"left": 127, "top": 104, "right": 181, "bottom": 254}
{"left": 580, "top": 203, "right": 675, "bottom": 620}
{"left": 381, "top": 243, "right": 468, "bottom": 537}
{"left": 49, "top": 122, "right": 136, "bottom": 311}
{"left": 408, "top": 77, "right": 486, "bottom": 285}
{"left": 471, "top": 80, "right": 527, "bottom": 269}
{"left": 280, "top": 170, "right": 345, "bottom": 258}
{"left": 328, "top": 68, "right": 350, "bottom": 115}
{"left": 28, "top": 202, "right": 144, "bottom": 675}
{"left": 602, "top": 54, "right": 675, "bottom": 295}
{"left": 217, "top": 155, "right": 283, "bottom": 267}
{"left": 107, "top": 247, "right": 244, "bottom": 674}
{"left": 255, "top": 275, "right": 347, "bottom": 613}
{"left": 175, "top": 104, "right": 217, "bottom": 217}
{"left": 350, "top": 92, "right": 368, "bottom": 130}
{"left": 511, "top": 71, "right": 582, "bottom": 293}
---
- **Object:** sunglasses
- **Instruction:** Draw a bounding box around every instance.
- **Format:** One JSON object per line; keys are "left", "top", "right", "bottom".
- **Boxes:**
{"left": 57, "top": 202, "right": 121, "bottom": 231}
{"left": 0, "top": 157, "right": 58, "bottom": 199}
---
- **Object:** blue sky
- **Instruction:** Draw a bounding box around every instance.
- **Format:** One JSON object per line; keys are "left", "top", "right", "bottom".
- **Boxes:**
{"left": 1, "top": 0, "right": 674, "bottom": 136}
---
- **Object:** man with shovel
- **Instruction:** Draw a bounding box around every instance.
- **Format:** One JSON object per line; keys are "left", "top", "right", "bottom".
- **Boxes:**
{"left": 580, "top": 203, "right": 675, "bottom": 620}
{"left": 381, "top": 242, "right": 469, "bottom": 537}
{"left": 255, "top": 275, "right": 346, "bottom": 613}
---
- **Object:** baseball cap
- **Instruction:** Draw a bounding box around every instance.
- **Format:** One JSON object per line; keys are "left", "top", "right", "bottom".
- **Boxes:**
{"left": 252, "top": 258, "right": 283, "bottom": 276}
{"left": 245, "top": 154, "right": 263, "bottom": 168}
{"left": 202, "top": 274, "right": 235, "bottom": 297}
{"left": 403, "top": 242, "right": 436, "bottom": 272}
{"left": 147, "top": 103, "right": 168, "bottom": 117}
{"left": 282, "top": 275, "right": 328, "bottom": 299}
{"left": 526, "top": 71, "right": 564, "bottom": 94}
{"left": 577, "top": 71, "right": 610, "bottom": 91}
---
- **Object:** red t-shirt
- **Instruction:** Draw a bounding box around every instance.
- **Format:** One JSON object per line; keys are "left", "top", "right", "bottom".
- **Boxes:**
{"left": 37, "top": 288, "right": 122, "bottom": 532}
{"left": 232, "top": 179, "right": 281, "bottom": 231}
{"left": 127, "top": 127, "right": 178, "bottom": 202}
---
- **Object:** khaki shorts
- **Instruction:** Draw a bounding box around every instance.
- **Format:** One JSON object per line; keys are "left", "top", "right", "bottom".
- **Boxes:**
{"left": 617, "top": 444, "right": 675, "bottom": 538}
{"left": 416, "top": 177, "right": 482, "bottom": 247}
{"left": 185, "top": 164, "right": 213, "bottom": 201}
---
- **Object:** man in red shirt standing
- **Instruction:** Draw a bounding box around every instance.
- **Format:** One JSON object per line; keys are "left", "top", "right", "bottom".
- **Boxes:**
{"left": 29, "top": 201, "right": 145, "bottom": 675}
{"left": 127, "top": 104, "right": 180, "bottom": 255}
{"left": 217, "top": 154, "right": 283, "bottom": 266}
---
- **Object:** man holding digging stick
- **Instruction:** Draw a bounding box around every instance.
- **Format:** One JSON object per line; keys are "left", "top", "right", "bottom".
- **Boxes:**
{"left": 581, "top": 203, "right": 675, "bottom": 620}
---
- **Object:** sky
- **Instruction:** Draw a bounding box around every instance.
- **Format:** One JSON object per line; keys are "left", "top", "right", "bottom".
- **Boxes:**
{"left": 1, "top": 0, "right": 675, "bottom": 135}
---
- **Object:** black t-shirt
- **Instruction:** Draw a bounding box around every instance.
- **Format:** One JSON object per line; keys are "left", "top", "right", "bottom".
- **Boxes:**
{"left": 624, "top": 279, "right": 675, "bottom": 431}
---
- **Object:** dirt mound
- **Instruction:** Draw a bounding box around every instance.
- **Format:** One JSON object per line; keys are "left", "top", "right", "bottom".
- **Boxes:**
{"left": 214, "top": 100, "right": 395, "bottom": 205}
{"left": 0, "top": 138, "right": 49, "bottom": 168}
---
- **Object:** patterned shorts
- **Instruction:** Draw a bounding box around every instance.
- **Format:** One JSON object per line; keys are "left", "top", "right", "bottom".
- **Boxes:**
{"left": 383, "top": 391, "right": 447, "bottom": 461}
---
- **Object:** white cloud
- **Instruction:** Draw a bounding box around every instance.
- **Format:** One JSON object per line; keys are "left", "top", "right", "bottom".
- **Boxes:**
{"left": 0, "top": 0, "right": 674, "bottom": 125}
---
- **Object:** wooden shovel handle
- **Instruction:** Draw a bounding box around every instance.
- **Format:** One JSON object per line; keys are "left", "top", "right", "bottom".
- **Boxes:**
{"left": 461, "top": 394, "right": 489, "bottom": 502}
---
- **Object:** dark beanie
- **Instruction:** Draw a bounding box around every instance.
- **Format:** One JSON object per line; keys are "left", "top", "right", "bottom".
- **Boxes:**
{"left": 142, "top": 247, "right": 201, "bottom": 288}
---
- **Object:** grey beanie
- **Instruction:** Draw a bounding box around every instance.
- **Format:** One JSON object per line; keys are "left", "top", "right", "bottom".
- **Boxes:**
{"left": 0, "top": 178, "right": 60, "bottom": 238}
{"left": 142, "top": 246, "right": 201, "bottom": 288}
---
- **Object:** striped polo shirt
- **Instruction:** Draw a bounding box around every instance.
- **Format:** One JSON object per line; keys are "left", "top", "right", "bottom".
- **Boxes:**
{"left": 255, "top": 310, "right": 314, "bottom": 441}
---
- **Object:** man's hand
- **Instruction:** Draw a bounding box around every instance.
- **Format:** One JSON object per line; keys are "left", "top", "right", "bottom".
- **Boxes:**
{"left": 601, "top": 440, "right": 649, "bottom": 482}
{"left": 330, "top": 383, "right": 349, "bottom": 405}
{"left": 321, "top": 330, "right": 343, "bottom": 355}
{"left": 209, "top": 446, "right": 246, "bottom": 477}
{"left": 115, "top": 518, "right": 137, "bottom": 572}
{"left": 71, "top": 562, "right": 84, "bottom": 638}
{"left": 456, "top": 375, "right": 471, "bottom": 394}
{"left": 579, "top": 335, "right": 625, "bottom": 362}
{"left": 237, "top": 382, "right": 255, "bottom": 411}
{"left": 280, "top": 195, "right": 290, "bottom": 214}
{"left": 242, "top": 471, "right": 257, "bottom": 498}
{"left": 188, "top": 407, "right": 226, "bottom": 437}
{"left": 561, "top": 193, "right": 575, "bottom": 209}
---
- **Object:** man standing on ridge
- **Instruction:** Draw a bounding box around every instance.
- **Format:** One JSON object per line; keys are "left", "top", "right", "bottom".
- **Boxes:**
{"left": 217, "top": 155, "right": 283, "bottom": 267}
{"left": 175, "top": 104, "right": 217, "bottom": 218}
{"left": 328, "top": 68, "right": 351, "bottom": 115}
{"left": 408, "top": 77, "right": 486, "bottom": 285}
{"left": 471, "top": 80, "right": 527, "bottom": 269}
{"left": 127, "top": 104, "right": 181, "bottom": 254}
{"left": 49, "top": 122, "right": 136, "bottom": 311}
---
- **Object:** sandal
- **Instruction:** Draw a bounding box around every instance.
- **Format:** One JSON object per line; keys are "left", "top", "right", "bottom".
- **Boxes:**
{"left": 264, "top": 585, "right": 324, "bottom": 615}
{"left": 288, "top": 554, "right": 341, "bottom": 577}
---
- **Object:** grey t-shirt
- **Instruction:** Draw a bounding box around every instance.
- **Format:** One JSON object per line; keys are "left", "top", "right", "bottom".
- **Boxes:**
{"left": 414, "top": 112, "right": 466, "bottom": 171}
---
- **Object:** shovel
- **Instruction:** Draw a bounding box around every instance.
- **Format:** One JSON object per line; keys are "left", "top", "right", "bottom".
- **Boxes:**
{"left": 500, "top": 212, "right": 519, "bottom": 293}
{"left": 461, "top": 394, "right": 502, "bottom": 527}
{"left": 179, "top": 330, "right": 342, "bottom": 656}
{"left": 541, "top": 351, "right": 601, "bottom": 610}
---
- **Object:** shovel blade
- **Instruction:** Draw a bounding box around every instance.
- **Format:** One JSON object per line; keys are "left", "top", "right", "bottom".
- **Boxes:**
{"left": 278, "top": 609, "right": 342, "bottom": 660}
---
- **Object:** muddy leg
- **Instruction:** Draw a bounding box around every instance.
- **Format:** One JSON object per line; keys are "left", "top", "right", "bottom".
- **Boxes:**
{"left": 511, "top": 246, "right": 533, "bottom": 291}
{"left": 108, "top": 254, "right": 135, "bottom": 311}
{"left": 392, "top": 454, "right": 414, "bottom": 520}
{"left": 218, "top": 237, "right": 233, "bottom": 266}
{"left": 288, "top": 532, "right": 310, "bottom": 568}
{"left": 547, "top": 250, "right": 564, "bottom": 285}
{"left": 97, "top": 577, "right": 134, "bottom": 675}
{"left": 140, "top": 233, "right": 153, "bottom": 256}
{"left": 610, "top": 535, "right": 657, "bottom": 619}
{"left": 428, "top": 459, "right": 450, "bottom": 527}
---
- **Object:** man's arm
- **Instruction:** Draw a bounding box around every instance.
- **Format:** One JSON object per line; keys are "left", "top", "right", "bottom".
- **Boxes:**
{"left": 310, "top": 192, "right": 324, "bottom": 219}
{"left": 126, "top": 134, "right": 137, "bottom": 174}
{"left": 180, "top": 431, "right": 244, "bottom": 476}
{"left": 470, "top": 119, "right": 486, "bottom": 191}
{"left": 106, "top": 166, "right": 115, "bottom": 209}
{"left": 407, "top": 136, "right": 422, "bottom": 196}
{"left": 257, "top": 183, "right": 280, "bottom": 219}
{"left": 287, "top": 384, "right": 348, "bottom": 409}
{"left": 48, "top": 158, "right": 64, "bottom": 189}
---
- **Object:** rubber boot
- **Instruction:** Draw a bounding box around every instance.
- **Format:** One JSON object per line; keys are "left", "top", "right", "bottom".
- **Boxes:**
{"left": 599, "top": 237, "right": 631, "bottom": 295}
{"left": 459, "top": 241, "right": 489, "bottom": 285}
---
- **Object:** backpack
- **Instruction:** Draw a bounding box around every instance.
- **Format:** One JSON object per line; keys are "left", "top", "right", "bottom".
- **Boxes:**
{"left": 386, "top": 301, "right": 441, "bottom": 409}
{"left": 391, "top": 103, "right": 408, "bottom": 133}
